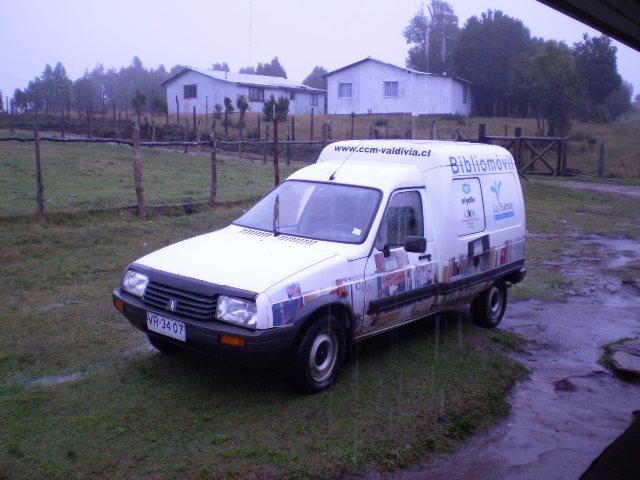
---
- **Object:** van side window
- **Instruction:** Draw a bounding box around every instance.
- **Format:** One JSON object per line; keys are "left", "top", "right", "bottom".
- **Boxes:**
{"left": 375, "top": 191, "right": 424, "bottom": 250}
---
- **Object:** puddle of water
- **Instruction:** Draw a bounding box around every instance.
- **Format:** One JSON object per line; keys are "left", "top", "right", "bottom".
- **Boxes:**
{"left": 30, "top": 372, "right": 85, "bottom": 387}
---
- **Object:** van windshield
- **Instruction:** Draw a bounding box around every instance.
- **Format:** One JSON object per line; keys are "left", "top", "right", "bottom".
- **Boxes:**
{"left": 234, "top": 181, "right": 382, "bottom": 244}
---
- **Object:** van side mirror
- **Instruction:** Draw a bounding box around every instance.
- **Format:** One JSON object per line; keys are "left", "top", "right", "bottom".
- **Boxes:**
{"left": 404, "top": 236, "right": 426, "bottom": 253}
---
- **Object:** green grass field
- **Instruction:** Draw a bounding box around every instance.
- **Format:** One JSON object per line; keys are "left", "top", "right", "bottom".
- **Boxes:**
{"left": 1, "top": 134, "right": 639, "bottom": 478}
{"left": 0, "top": 133, "right": 300, "bottom": 217}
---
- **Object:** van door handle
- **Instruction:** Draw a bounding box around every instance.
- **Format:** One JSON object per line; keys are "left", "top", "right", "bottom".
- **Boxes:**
{"left": 419, "top": 254, "right": 432, "bottom": 261}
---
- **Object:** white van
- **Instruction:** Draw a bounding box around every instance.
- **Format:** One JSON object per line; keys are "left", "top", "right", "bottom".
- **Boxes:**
{"left": 113, "top": 140, "right": 526, "bottom": 392}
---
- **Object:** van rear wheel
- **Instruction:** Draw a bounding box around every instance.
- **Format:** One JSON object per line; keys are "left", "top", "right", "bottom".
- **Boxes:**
{"left": 286, "top": 314, "right": 346, "bottom": 394}
{"left": 471, "top": 281, "right": 507, "bottom": 328}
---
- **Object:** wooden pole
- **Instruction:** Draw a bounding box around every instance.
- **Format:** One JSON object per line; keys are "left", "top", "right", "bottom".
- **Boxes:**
{"left": 210, "top": 128, "right": 217, "bottom": 208}
{"left": 224, "top": 111, "right": 228, "bottom": 136}
{"left": 598, "top": 142, "right": 605, "bottom": 177}
{"left": 258, "top": 115, "right": 261, "bottom": 139}
{"left": 273, "top": 117, "right": 280, "bottom": 186}
{"left": 112, "top": 98, "right": 116, "bottom": 122}
{"left": 310, "top": 108, "right": 314, "bottom": 141}
{"left": 192, "top": 106, "right": 197, "bottom": 133}
{"left": 117, "top": 112, "right": 122, "bottom": 139}
{"left": 34, "top": 116, "right": 45, "bottom": 222}
{"left": 205, "top": 96, "right": 209, "bottom": 132}
{"left": 175, "top": 95, "right": 179, "bottom": 124}
{"left": 514, "top": 127, "right": 523, "bottom": 170}
{"left": 291, "top": 115, "right": 295, "bottom": 141}
{"left": 132, "top": 122, "right": 146, "bottom": 218}
{"left": 286, "top": 125, "right": 291, "bottom": 165}
{"left": 478, "top": 123, "right": 486, "bottom": 143}
{"left": 350, "top": 112, "right": 355, "bottom": 140}
{"left": 86, "top": 109, "right": 91, "bottom": 138}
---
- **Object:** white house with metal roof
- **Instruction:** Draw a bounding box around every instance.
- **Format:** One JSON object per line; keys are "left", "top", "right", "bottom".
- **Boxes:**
{"left": 325, "top": 57, "right": 472, "bottom": 116}
{"left": 161, "top": 67, "right": 326, "bottom": 116}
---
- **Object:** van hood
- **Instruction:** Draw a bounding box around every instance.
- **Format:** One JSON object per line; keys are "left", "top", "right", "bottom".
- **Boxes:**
{"left": 133, "top": 226, "right": 342, "bottom": 294}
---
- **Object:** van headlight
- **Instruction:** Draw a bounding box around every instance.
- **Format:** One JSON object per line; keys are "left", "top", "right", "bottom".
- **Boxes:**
{"left": 121, "top": 270, "right": 149, "bottom": 297}
{"left": 216, "top": 296, "right": 257, "bottom": 328}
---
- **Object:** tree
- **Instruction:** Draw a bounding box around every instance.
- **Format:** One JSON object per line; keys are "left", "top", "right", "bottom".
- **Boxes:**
{"left": 263, "top": 95, "right": 289, "bottom": 121}
{"left": 605, "top": 80, "right": 632, "bottom": 120}
{"left": 525, "top": 41, "right": 580, "bottom": 136}
{"left": 303, "top": 66, "right": 328, "bottom": 90}
{"left": 223, "top": 96, "right": 234, "bottom": 114}
{"left": 131, "top": 89, "right": 146, "bottom": 125}
{"left": 404, "top": 1, "right": 459, "bottom": 74}
{"left": 573, "top": 34, "right": 622, "bottom": 117}
{"left": 236, "top": 94, "right": 249, "bottom": 137}
{"left": 0, "top": 91, "right": 3, "bottom": 112}
{"left": 12, "top": 89, "right": 27, "bottom": 112}
{"left": 240, "top": 57, "right": 287, "bottom": 78}
{"left": 454, "top": 10, "right": 532, "bottom": 116}
{"left": 212, "top": 62, "right": 230, "bottom": 72}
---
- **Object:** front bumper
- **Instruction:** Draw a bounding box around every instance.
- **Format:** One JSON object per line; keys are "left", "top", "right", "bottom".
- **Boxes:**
{"left": 112, "top": 289, "right": 294, "bottom": 367}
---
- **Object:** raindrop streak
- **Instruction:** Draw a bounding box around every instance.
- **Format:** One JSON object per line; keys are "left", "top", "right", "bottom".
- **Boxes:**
{"left": 457, "top": 313, "right": 463, "bottom": 351}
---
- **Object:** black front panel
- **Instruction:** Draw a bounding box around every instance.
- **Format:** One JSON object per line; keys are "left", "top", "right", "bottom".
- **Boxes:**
{"left": 143, "top": 281, "right": 217, "bottom": 320}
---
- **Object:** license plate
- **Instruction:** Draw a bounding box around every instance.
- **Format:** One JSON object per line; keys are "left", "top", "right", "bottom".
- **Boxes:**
{"left": 146, "top": 312, "right": 186, "bottom": 341}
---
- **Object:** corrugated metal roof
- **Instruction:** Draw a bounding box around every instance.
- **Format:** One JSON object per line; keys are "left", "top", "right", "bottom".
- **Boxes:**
{"left": 160, "top": 67, "right": 325, "bottom": 92}
{"left": 324, "top": 57, "right": 473, "bottom": 84}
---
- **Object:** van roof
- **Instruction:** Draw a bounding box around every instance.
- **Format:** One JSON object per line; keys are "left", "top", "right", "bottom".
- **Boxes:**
{"left": 317, "top": 140, "right": 513, "bottom": 173}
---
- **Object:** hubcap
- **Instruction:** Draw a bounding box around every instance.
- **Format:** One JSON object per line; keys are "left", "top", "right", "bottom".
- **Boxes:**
{"left": 488, "top": 286, "right": 502, "bottom": 319}
{"left": 308, "top": 331, "right": 338, "bottom": 383}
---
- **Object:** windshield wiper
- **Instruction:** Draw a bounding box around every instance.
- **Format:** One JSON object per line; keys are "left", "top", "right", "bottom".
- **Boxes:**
{"left": 273, "top": 194, "right": 280, "bottom": 237}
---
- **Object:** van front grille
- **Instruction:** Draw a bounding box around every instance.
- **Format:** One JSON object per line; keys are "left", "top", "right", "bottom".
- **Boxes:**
{"left": 143, "top": 281, "right": 217, "bottom": 321}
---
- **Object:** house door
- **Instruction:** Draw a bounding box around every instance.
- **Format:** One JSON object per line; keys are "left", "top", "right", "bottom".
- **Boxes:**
{"left": 359, "top": 189, "right": 438, "bottom": 336}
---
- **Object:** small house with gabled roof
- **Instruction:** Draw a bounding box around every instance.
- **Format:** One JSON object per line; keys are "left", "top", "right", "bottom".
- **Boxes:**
{"left": 161, "top": 67, "right": 326, "bottom": 116}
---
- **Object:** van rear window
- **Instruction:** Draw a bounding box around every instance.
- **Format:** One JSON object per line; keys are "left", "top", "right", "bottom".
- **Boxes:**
{"left": 453, "top": 178, "right": 485, "bottom": 236}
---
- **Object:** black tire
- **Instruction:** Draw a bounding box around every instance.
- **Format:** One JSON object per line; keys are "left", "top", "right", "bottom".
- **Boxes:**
{"left": 147, "top": 334, "right": 184, "bottom": 354}
{"left": 471, "top": 281, "right": 507, "bottom": 328}
{"left": 286, "top": 315, "right": 346, "bottom": 394}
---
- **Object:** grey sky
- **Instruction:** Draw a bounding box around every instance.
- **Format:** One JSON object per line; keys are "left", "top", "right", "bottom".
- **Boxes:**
{"left": 1, "top": 0, "right": 638, "bottom": 100}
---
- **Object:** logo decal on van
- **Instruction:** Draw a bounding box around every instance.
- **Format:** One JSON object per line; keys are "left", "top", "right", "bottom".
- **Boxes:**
{"left": 490, "top": 181, "right": 502, "bottom": 202}
{"left": 462, "top": 183, "right": 471, "bottom": 194}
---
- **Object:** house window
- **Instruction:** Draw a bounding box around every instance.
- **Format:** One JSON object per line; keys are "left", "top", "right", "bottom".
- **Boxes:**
{"left": 384, "top": 81, "right": 399, "bottom": 97}
{"left": 289, "top": 91, "right": 296, "bottom": 101}
{"left": 338, "top": 83, "right": 352, "bottom": 98}
{"left": 311, "top": 94, "right": 319, "bottom": 106}
{"left": 463, "top": 84, "right": 468, "bottom": 104}
{"left": 183, "top": 84, "right": 197, "bottom": 99}
{"left": 249, "top": 87, "right": 264, "bottom": 102}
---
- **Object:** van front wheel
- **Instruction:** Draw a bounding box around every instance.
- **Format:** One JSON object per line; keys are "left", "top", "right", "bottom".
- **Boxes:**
{"left": 471, "top": 281, "right": 507, "bottom": 328}
{"left": 287, "top": 315, "right": 346, "bottom": 394}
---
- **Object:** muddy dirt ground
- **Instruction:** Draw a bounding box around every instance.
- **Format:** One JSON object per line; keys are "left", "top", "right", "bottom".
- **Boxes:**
{"left": 364, "top": 183, "right": 640, "bottom": 480}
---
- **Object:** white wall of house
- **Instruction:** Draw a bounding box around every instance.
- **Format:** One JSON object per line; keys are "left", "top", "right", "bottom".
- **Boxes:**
{"left": 164, "top": 70, "right": 325, "bottom": 116}
{"left": 326, "top": 59, "right": 471, "bottom": 116}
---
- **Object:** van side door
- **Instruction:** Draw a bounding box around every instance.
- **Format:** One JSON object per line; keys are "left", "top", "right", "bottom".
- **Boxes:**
{"left": 358, "top": 189, "right": 438, "bottom": 336}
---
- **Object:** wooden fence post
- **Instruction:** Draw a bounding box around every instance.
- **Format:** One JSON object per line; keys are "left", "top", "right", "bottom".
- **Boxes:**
{"left": 112, "top": 99, "right": 116, "bottom": 122}
{"left": 184, "top": 119, "right": 189, "bottom": 153}
{"left": 205, "top": 96, "right": 209, "bottom": 132}
{"left": 478, "top": 123, "right": 486, "bottom": 143}
{"left": 224, "top": 111, "right": 228, "bottom": 136}
{"left": 86, "top": 109, "right": 92, "bottom": 138}
{"left": 562, "top": 138, "right": 568, "bottom": 172}
{"left": 430, "top": 120, "right": 437, "bottom": 140}
{"left": 514, "top": 127, "right": 522, "bottom": 170}
{"left": 210, "top": 129, "right": 217, "bottom": 207}
{"left": 368, "top": 124, "right": 374, "bottom": 139}
{"left": 273, "top": 117, "right": 280, "bottom": 186}
{"left": 192, "top": 106, "right": 197, "bottom": 133}
{"left": 175, "top": 95, "right": 179, "bottom": 125}
{"left": 258, "top": 115, "right": 261, "bottom": 139}
{"left": 291, "top": 115, "right": 295, "bottom": 141}
{"left": 117, "top": 112, "right": 122, "bottom": 139}
{"left": 598, "top": 142, "right": 605, "bottom": 177}
{"left": 310, "top": 108, "right": 314, "bottom": 141}
{"left": 286, "top": 124, "right": 291, "bottom": 166}
{"left": 34, "top": 117, "right": 45, "bottom": 222}
{"left": 132, "top": 122, "right": 146, "bottom": 218}
{"left": 350, "top": 112, "right": 355, "bottom": 140}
